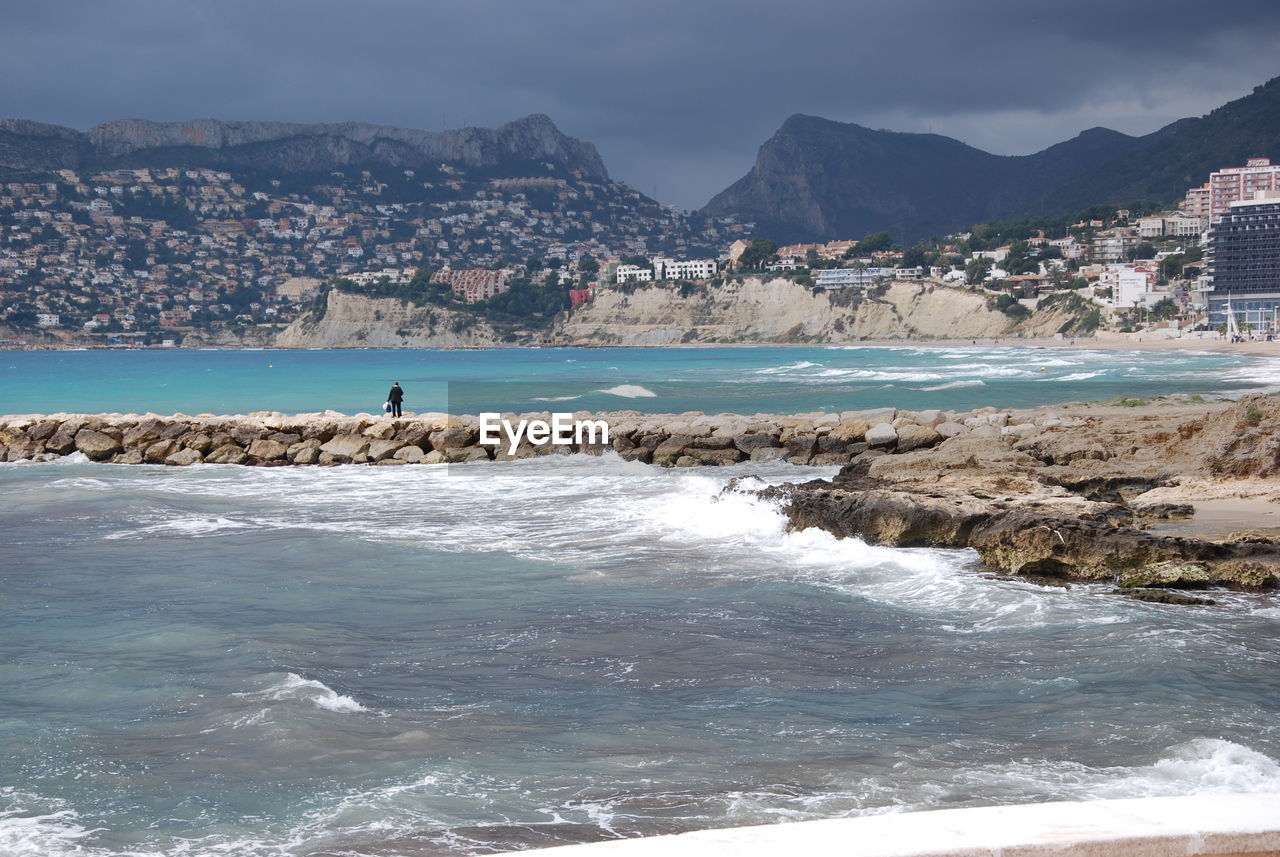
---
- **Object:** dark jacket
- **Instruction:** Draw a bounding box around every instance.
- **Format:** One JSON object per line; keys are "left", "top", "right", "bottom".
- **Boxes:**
{"left": 388, "top": 384, "right": 404, "bottom": 403}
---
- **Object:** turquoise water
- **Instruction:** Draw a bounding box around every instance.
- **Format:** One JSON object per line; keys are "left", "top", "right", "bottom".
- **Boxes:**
{"left": 0, "top": 345, "right": 1275, "bottom": 416}
{"left": 2, "top": 457, "right": 1279, "bottom": 855}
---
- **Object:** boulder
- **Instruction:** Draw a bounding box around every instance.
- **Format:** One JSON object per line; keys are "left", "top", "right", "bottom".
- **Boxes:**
{"left": 363, "top": 421, "right": 397, "bottom": 439}
{"left": 366, "top": 439, "right": 402, "bottom": 462}
{"left": 674, "top": 455, "right": 700, "bottom": 467}
{"left": 74, "top": 429, "right": 122, "bottom": 461}
{"left": 206, "top": 444, "right": 249, "bottom": 465}
{"left": 394, "top": 423, "right": 431, "bottom": 446}
{"left": 749, "top": 447, "right": 788, "bottom": 462}
{"left": 827, "top": 421, "right": 870, "bottom": 443}
{"left": 895, "top": 424, "right": 942, "bottom": 453}
{"left": 692, "top": 448, "right": 744, "bottom": 466}
{"left": 165, "top": 448, "right": 204, "bottom": 466}
{"left": 246, "top": 438, "right": 290, "bottom": 461}
{"left": 783, "top": 433, "right": 818, "bottom": 458}
{"left": 143, "top": 440, "right": 179, "bottom": 463}
{"left": 915, "top": 409, "right": 945, "bottom": 427}
{"left": 652, "top": 434, "right": 696, "bottom": 466}
{"left": 443, "top": 446, "right": 491, "bottom": 463}
{"left": 123, "top": 418, "right": 168, "bottom": 447}
{"left": 733, "top": 432, "right": 780, "bottom": 453}
{"left": 428, "top": 426, "right": 477, "bottom": 450}
{"left": 935, "top": 421, "right": 969, "bottom": 439}
{"left": 113, "top": 449, "right": 145, "bottom": 465}
{"left": 229, "top": 426, "right": 265, "bottom": 446}
{"left": 865, "top": 423, "right": 898, "bottom": 448}
{"left": 319, "top": 434, "right": 370, "bottom": 461}
{"left": 393, "top": 445, "right": 426, "bottom": 463}
{"left": 291, "top": 445, "right": 320, "bottom": 465}
{"left": 811, "top": 452, "right": 853, "bottom": 467}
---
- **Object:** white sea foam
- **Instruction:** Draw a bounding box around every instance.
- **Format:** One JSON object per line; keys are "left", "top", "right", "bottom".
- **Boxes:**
{"left": 1056, "top": 371, "right": 1107, "bottom": 381}
{"left": 596, "top": 384, "right": 657, "bottom": 398}
{"left": 104, "top": 513, "right": 255, "bottom": 540}
{"left": 531, "top": 394, "right": 582, "bottom": 402}
{"left": 245, "top": 672, "right": 369, "bottom": 714}
{"left": 918, "top": 380, "right": 986, "bottom": 391}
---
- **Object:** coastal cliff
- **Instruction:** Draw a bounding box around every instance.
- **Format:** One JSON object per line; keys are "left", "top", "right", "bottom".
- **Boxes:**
{"left": 273, "top": 278, "right": 1097, "bottom": 348}
{"left": 557, "top": 277, "right": 1094, "bottom": 345}
{"left": 276, "top": 290, "right": 506, "bottom": 348}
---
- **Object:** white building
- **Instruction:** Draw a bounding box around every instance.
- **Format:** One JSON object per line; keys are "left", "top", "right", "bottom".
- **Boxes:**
{"left": 615, "top": 264, "right": 652, "bottom": 284}
{"left": 815, "top": 267, "right": 897, "bottom": 288}
{"left": 652, "top": 257, "right": 718, "bottom": 280}
{"left": 36, "top": 313, "right": 60, "bottom": 327}
{"left": 1098, "top": 265, "right": 1160, "bottom": 308}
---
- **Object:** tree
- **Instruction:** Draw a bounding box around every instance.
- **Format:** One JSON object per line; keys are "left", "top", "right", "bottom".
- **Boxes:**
{"left": 965, "top": 257, "right": 992, "bottom": 285}
{"left": 856, "top": 231, "right": 895, "bottom": 255}
{"left": 738, "top": 239, "right": 778, "bottom": 270}
{"left": 1128, "top": 242, "right": 1157, "bottom": 262}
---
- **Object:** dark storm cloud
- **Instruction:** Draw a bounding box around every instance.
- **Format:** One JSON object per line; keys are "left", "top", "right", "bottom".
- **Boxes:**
{"left": 3, "top": 0, "right": 1279, "bottom": 208}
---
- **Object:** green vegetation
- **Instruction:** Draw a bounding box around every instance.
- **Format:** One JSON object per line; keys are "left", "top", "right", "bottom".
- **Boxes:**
{"left": 1245, "top": 406, "right": 1264, "bottom": 427}
{"left": 737, "top": 239, "right": 778, "bottom": 270}
{"left": 331, "top": 266, "right": 570, "bottom": 328}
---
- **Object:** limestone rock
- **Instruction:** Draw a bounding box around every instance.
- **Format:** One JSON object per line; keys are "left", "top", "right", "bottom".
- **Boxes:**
{"left": 247, "top": 438, "right": 289, "bottom": 461}
{"left": 165, "top": 448, "right": 204, "bottom": 466}
{"left": 319, "top": 434, "right": 370, "bottom": 461}
{"left": 74, "top": 429, "right": 122, "bottom": 461}
{"left": 895, "top": 424, "right": 942, "bottom": 453}
{"left": 428, "top": 426, "right": 477, "bottom": 450}
{"left": 865, "top": 423, "right": 898, "bottom": 448}
{"left": 143, "top": 440, "right": 178, "bottom": 463}
{"left": 367, "top": 439, "right": 402, "bottom": 462}
{"left": 206, "top": 444, "right": 248, "bottom": 465}
{"left": 393, "top": 445, "right": 426, "bottom": 463}
{"left": 653, "top": 435, "right": 695, "bottom": 466}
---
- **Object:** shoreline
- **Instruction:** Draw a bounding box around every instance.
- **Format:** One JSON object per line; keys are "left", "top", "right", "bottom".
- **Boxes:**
{"left": 5, "top": 394, "right": 1280, "bottom": 598}
{"left": 4, "top": 334, "right": 1279, "bottom": 356}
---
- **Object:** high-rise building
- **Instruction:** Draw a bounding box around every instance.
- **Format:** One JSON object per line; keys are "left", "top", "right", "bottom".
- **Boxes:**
{"left": 1205, "top": 193, "right": 1280, "bottom": 331}
{"left": 1208, "top": 158, "right": 1280, "bottom": 219}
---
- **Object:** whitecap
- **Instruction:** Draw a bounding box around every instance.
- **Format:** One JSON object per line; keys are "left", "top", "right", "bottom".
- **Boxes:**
{"left": 918, "top": 380, "right": 987, "bottom": 391}
{"left": 246, "top": 672, "right": 369, "bottom": 714}
{"left": 595, "top": 384, "right": 658, "bottom": 398}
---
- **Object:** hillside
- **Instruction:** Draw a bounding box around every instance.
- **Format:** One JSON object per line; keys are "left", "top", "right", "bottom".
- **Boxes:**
{"left": 700, "top": 75, "right": 1280, "bottom": 242}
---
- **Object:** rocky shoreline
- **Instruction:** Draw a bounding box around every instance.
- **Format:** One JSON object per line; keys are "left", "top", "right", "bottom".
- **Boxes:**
{"left": 5, "top": 395, "right": 1280, "bottom": 597}
{"left": 764, "top": 394, "right": 1280, "bottom": 598}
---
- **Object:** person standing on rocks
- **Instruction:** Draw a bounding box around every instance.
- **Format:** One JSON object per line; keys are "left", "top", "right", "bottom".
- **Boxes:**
{"left": 387, "top": 381, "right": 404, "bottom": 418}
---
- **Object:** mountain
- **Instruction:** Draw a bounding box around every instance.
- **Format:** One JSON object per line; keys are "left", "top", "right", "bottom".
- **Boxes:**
{"left": 700, "top": 76, "right": 1280, "bottom": 242}
{"left": 0, "top": 113, "right": 609, "bottom": 180}
{"left": 1040, "top": 76, "right": 1280, "bottom": 213}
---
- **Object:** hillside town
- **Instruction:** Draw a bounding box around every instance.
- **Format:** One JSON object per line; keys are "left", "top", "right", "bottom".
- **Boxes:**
{"left": 2, "top": 155, "right": 1278, "bottom": 346}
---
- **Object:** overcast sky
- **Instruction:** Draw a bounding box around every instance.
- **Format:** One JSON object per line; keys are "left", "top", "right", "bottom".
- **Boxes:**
{"left": 3, "top": 0, "right": 1279, "bottom": 209}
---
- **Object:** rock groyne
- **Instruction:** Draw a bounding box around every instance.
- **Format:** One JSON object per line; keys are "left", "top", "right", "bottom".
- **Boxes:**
{"left": 1, "top": 406, "right": 963, "bottom": 468}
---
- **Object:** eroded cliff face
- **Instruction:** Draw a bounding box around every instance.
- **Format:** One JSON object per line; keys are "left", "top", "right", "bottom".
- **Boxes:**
{"left": 275, "top": 290, "right": 505, "bottom": 348}
{"left": 274, "top": 278, "right": 1094, "bottom": 348}
{"left": 557, "top": 278, "right": 1090, "bottom": 345}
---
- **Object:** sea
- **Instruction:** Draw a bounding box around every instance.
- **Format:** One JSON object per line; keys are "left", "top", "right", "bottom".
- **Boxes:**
{"left": 0, "top": 344, "right": 1276, "bottom": 416}
{"left": 2, "top": 346, "right": 1279, "bottom": 857}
